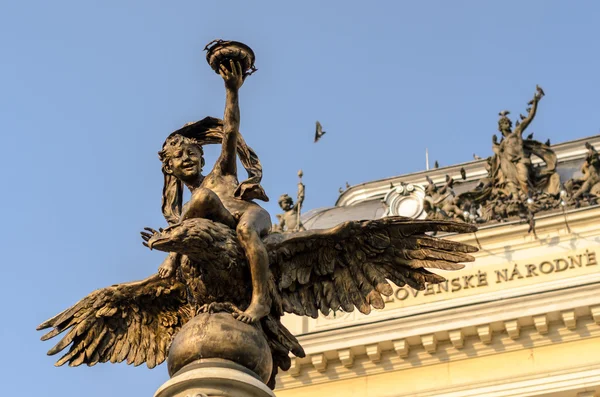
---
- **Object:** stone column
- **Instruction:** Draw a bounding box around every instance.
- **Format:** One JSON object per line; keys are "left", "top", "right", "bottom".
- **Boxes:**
{"left": 155, "top": 359, "right": 275, "bottom": 397}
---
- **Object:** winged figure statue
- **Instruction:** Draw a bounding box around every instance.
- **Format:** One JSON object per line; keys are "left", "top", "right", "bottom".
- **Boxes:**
{"left": 37, "top": 40, "right": 478, "bottom": 389}
{"left": 38, "top": 216, "right": 477, "bottom": 387}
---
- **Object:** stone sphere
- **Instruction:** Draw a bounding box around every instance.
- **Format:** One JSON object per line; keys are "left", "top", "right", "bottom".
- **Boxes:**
{"left": 167, "top": 312, "right": 273, "bottom": 384}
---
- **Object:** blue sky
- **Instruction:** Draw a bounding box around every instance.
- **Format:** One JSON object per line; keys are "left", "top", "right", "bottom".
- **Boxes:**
{"left": 1, "top": 1, "right": 599, "bottom": 395}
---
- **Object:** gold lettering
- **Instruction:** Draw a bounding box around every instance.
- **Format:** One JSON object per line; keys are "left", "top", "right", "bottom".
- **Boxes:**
{"left": 477, "top": 271, "right": 488, "bottom": 287}
{"left": 436, "top": 281, "right": 449, "bottom": 293}
{"left": 569, "top": 255, "right": 583, "bottom": 269}
{"left": 586, "top": 250, "right": 598, "bottom": 266}
{"left": 451, "top": 278, "right": 461, "bottom": 292}
{"left": 539, "top": 261, "right": 554, "bottom": 274}
{"left": 509, "top": 264, "right": 524, "bottom": 280}
{"left": 525, "top": 264, "right": 538, "bottom": 277}
{"left": 554, "top": 258, "right": 569, "bottom": 272}
{"left": 424, "top": 284, "right": 435, "bottom": 296}
{"left": 495, "top": 269, "right": 508, "bottom": 283}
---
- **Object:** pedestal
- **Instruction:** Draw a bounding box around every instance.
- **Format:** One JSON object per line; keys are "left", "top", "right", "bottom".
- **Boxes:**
{"left": 155, "top": 359, "right": 276, "bottom": 397}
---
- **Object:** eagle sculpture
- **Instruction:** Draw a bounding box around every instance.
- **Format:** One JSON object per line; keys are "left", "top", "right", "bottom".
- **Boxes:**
{"left": 38, "top": 216, "right": 477, "bottom": 388}
{"left": 37, "top": 40, "right": 478, "bottom": 389}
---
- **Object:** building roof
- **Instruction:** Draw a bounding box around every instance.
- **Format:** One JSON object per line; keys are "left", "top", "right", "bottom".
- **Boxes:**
{"left": 303, "top": 134, "right": 600, "bottom": 230}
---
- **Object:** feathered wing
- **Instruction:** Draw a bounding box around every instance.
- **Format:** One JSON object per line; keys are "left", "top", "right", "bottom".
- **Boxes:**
{"left": 37, "top": 275, "right": 193, "bottom": 369}
{"left": 265, "top": 217, "right": 478, "bottom": 318}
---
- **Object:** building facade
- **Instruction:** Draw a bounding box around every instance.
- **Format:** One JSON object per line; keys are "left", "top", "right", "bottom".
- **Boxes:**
{"left": 274, "top": 133, "right": 600, "bottom": 397}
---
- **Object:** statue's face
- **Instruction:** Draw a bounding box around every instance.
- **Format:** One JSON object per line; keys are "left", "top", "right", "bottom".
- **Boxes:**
{"left": 166, "top": 143, "right": 203, "bottom": 181}
{"left": 498, "top": 118, "right": 512, "bottom": 135}
{"left": 280, "top": 199, "right": 293, "bottom": 211}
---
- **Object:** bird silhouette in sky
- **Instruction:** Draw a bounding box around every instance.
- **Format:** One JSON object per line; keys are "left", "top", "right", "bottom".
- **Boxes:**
{"left": 314, "top": 121, "right": 326, "bottom": 143}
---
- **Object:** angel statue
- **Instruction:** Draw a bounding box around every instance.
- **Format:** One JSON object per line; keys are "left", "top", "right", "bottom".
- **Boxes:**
{"left": 37, "top": 40, "right": 478, "bottom": 389}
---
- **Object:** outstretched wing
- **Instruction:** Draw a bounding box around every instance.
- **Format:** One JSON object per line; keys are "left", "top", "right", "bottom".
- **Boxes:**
{"left": 37, "top": 275, "right": 192, "bottom": 369}
{"left": 266, "top": 217, "right": 477, "bottom": 318}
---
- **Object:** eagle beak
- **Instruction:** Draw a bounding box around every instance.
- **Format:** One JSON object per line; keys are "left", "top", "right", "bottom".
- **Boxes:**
{"left": 148, "top": 237, "right": 168, "bottom": 251}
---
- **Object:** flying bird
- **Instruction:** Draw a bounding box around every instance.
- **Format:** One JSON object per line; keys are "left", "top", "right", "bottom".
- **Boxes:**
{"left": 314, "top": 121, "right": 326, "bottom": 143}
{"left": 499, "top": 110, "right": 510, "bottom": 117}
{"left": 473, "top": 154, "right": 482, "bottom": 160}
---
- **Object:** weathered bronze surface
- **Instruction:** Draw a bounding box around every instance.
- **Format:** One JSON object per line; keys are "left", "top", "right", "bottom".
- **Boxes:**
{"left": 37, "top": 40, "right": 478, "bottom": 389}
{"left": 167, "top": 313, "right": 273, "bottom": 382}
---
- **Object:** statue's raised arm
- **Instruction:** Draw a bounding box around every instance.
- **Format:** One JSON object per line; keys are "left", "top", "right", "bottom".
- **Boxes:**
{"left": 515, "top": 85, "right": 545, "bottom": 135}
{"left": 213, "top": 60, "right": 244, "bottom": 177}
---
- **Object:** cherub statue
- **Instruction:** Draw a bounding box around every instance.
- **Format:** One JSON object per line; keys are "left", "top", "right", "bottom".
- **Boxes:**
{"left": 151, "top": 59, "right": 272, "bottom": 324}
{"left": 273, "top": 171, "right": 306, "bottom": 232}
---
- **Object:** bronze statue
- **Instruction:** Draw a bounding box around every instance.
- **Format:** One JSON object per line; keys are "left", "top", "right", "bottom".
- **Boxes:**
{"left": 156, "top": 58, "right": 272, "bottom": 325}
{"left": 273, "top": 170, "right": 306, "bottom": 232}
{"left": 38, "top": 40, "right": 478, "bottom": 389}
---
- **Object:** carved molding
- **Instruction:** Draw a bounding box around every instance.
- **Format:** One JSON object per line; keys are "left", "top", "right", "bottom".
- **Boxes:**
{"left": 477, "top": 324, "right": 493, "bottom": 344}
{"left": 311, "top": 353, "right": 328, "bottom": 373}
{"left": 421, "top": 334, "right": 438, "bottom": 354}
{"left": 277, "top": 303, "right": 600, "bottom": 389}
{"left": 382, "top": 183, "right": 427, "bottom": 219}
{"left": 365, "top": 343, "right": 382, "bottom": 363}
{"left": 533, "top": 314, "right": 549, "bottom": 334}
{"left": 392, "top": 339, "right": 410, "bottom": 358}
{"left": 449, "top": 329, "right": 464, "bottom": 349}
{"left": 562, "top": 310, "right": 577, "bottom": 330}
{"left": 337, "top": 348, "right": 354, "bottom": 368}
{"left": 591, "top": 305, "right": 600, "bottom": 324}
{"left": 504, "top": 320, "right": 520, "bottom": 340}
